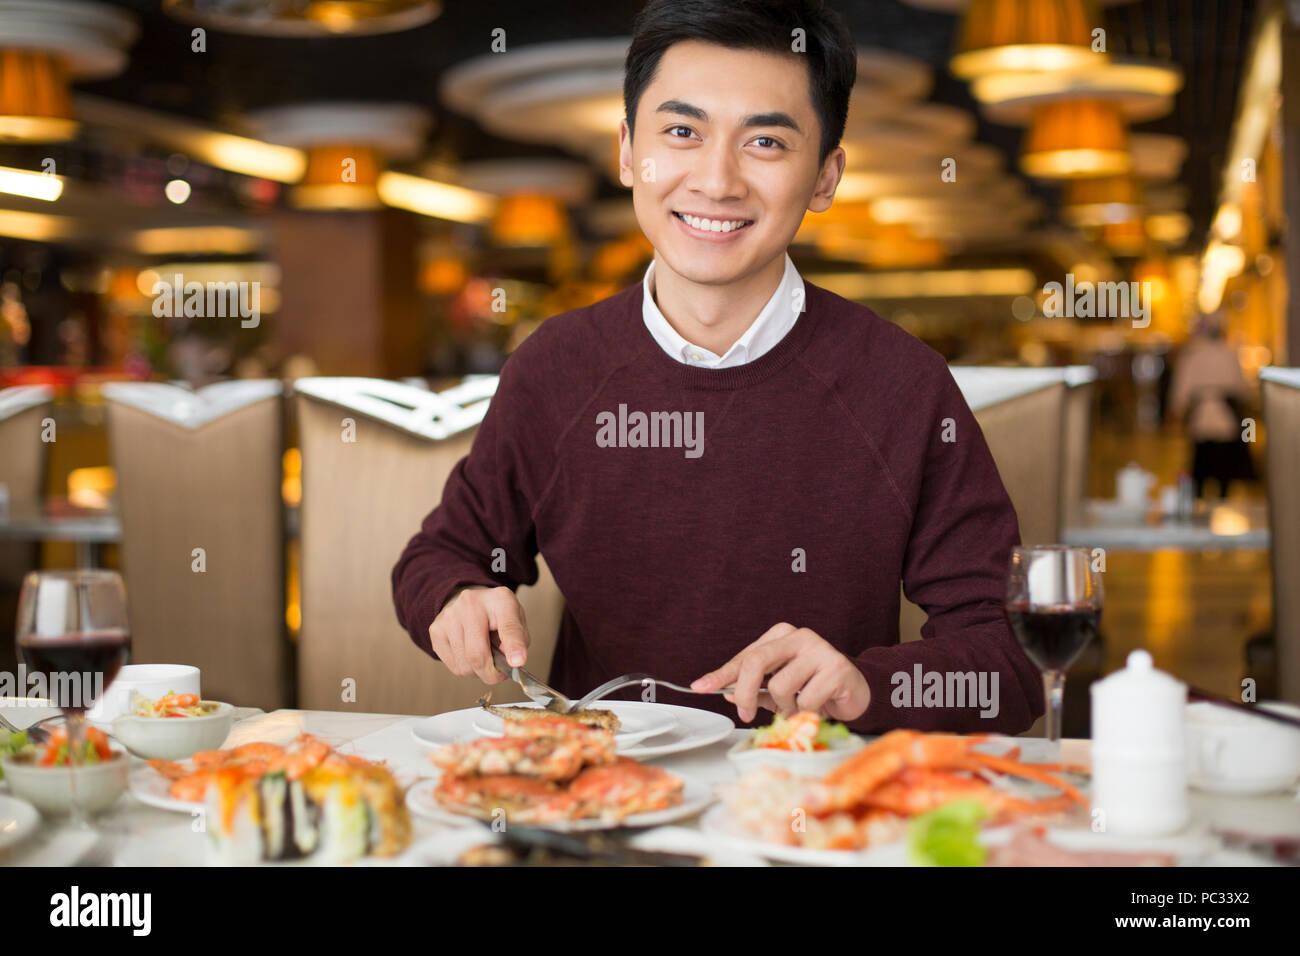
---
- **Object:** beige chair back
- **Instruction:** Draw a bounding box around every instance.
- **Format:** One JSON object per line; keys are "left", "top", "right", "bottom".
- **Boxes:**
{"left": 294, "top": 377, "right": 564, "bottom": 716}
{"left": 1061, "top": 368, "right": 1097, "bottom": 528}
{"left": 0, "top": 386, "right": 52, "bottom": 582}
{"left": 1262, "top": 369, "right": 1300, "bottom": 704}
{"left": 900, "top": 371, "right": 1069, "bottom": 645}
{"left": 104, "top": 382, "right": 287, "bottom": 709}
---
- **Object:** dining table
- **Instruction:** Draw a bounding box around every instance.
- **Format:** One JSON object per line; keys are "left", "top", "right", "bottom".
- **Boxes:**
{"left": 2, "top": 705, "right": 1297, "bottom": 866}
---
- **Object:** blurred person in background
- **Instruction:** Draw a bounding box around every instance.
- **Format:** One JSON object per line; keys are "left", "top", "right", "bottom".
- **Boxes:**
{"left": 1167, "top": 315, "right": 1255, "bottom": 498}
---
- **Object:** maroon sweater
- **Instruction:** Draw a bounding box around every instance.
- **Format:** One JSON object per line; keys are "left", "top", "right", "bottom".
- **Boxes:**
{"left": 392, "top": 279, "right": 1044, "bottom": 733}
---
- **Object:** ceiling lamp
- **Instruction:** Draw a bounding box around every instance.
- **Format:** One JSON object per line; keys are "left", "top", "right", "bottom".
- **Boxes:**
{"left": 1100, "top": 216, "right": 1147, "bottom": 256}
{"left": 1021, "top": 100, "right": 1129, "bottom": 179}
{"left": 489, "top": 195, "right": 568, "bottom": 247}
{"left": 163, "top": 0, "right": 440, "bottom": 36}
{"left": 1063, "top": 175, "right": 1144, "bottom": 226}
{"left": 973, "top": 58, "right": 1183, "bottom": 123}
{"left": 0, "top": 1, "right": 137, "bottom": 143}
{"left": 950, "top": 0, "right": 1103, "bottom": 79}
{"left": 246, "top": 102, "right": 429, "bottom": 210}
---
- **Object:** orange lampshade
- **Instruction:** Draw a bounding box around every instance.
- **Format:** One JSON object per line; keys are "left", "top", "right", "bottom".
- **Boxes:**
{"left": 491, "top": 193, "right": 568, "bottom": 246}
{"left": 292, "top": 143, "right": 383, "bottom": 209}
{"left": 1021, "top": 100, "right": 1129, "bottom": 179}
{"left": 1063, "top": 175, "right": 1145, "bottom": 225}
{"left": 0, "top": 49, "right": 77, "bottom": 143}
{"left": 419, "top": 255, "right": 467, "bottom": 295}
{"left": 1101, "top": 216, "right": 1147, "bottom": 255}
{"left": 798, "top": 202, "right": 945, "bottom": 268}
{"left": 951, "top": 0, "right": 1102, "bottom": 78}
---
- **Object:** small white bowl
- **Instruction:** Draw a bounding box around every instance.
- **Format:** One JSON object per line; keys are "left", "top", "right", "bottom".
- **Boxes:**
{"left": 87, "top": 664, "right": 200, "bottom": 725}
{"left": 111, "top": 701, "right": 234, "bottom": 760}
{"left": 1185, "top": 701, "right": 1300, "bottom": 795}
{"left": 726, "top": 731, "right": 865, "bottom": 777}
{"left": 2, "top": 749, "right": 129, "bottom": 815}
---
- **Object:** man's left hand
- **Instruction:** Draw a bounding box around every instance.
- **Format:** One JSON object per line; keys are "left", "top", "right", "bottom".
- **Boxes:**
{"left": 690, "top": 623, "right": 871, "bottom": 723}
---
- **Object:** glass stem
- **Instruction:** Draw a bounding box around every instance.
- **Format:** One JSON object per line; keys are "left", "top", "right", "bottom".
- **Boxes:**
{"left": 64, "top": 712, "right": 89, "bottom": 830}
{"left": 1043, "top": 669, "right": 1066, "bottom": 757}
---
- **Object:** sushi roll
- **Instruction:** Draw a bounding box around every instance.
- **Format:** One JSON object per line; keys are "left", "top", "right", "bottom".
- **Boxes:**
{"left": 206, "top": 760, "right": 410, "bottom": 864}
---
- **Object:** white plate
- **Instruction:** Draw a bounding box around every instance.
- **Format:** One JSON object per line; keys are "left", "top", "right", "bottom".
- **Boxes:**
{"left": 471, "top": 701, "right": 678, "bottom": 748}
{"left": 0, "top": 794, "right": 40, "bottom": 850}
{"left": 411, "top": 702, "right": 733, "bottom": 759}
{"left": 406, "top": 769, "right": 714, "bottom": 832}
{"left": 128, "top": 762, "right": 203, "bottom": 814}
{"left": 406, "top": 824, "right": 768, "bottom": 866}
{"left": 697, "top": 804, "right": 893, "bottom": 866}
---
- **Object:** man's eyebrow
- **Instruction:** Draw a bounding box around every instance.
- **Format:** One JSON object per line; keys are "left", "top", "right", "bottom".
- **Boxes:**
{"left": 654, "top": 99, "right": 803, "bottom": 133}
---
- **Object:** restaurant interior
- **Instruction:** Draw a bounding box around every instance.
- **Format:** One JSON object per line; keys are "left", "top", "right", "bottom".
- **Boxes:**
{"left": 0, "top": 0, "right": 1297, "bottom": 744}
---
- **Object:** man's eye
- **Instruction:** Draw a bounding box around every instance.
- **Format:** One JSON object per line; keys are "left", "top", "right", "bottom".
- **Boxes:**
{"left": 666, "top": 125, "right": 695, "bottom": 139}
{"left": 753, "top": 136, "right": 785, "bottom": 150}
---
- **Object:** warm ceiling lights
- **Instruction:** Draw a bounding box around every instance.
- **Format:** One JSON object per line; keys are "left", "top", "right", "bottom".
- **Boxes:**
{"left": 163, "top": 0, "right": 440, "bottom": 37}
{"left": 0, "top": 51, "right": 76, "bottom": 142}
{"left": 950, "top": 0, "right": 1103, "bottom": 79}
{"left": 0, "top": 1, "right": 137, "bottom": 143}
{"left": 1063, "top": 175, "right": 1144, "bottom": 226}
{"left": 246, "top": 102, "right": 430, "bottom": 211}
{"left": 1021, "top": 100, "right": 1129, "bottom": 178}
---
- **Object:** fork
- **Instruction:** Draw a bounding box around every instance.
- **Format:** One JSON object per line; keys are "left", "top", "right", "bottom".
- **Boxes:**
{"left": 0, "top": 711, "right": 58, "bottom": 745}
{"left": 570, "top": 673, "right": 768, "bottom": 713}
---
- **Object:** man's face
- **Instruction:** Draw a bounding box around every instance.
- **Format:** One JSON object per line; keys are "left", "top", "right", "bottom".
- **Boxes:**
{"left": 619, "top": 40, "right": 843, "bottom": 287}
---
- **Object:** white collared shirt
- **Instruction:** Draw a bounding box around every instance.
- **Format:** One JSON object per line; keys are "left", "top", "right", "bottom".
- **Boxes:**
{"left": 641, "top": 253, "right": 803, "bottom": 368}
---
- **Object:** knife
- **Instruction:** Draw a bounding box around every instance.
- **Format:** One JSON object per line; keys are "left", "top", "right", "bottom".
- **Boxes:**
{"left": 489, "top": 633, "right": 574, "bottom": 714}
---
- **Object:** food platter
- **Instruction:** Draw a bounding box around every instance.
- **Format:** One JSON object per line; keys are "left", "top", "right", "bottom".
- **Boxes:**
{"left": 471, "top": 700, "right": 678, "bottom": 748}
{"left": 405, "top": 769, "right": 715, "bottom": 832}
{"left": 411, "top": 701, "right": 734, "bottom": 758}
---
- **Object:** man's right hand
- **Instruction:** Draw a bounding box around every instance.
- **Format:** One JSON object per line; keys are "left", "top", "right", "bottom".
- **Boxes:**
{"left": 428, "top": 585, "right": 530, "bottom": 685}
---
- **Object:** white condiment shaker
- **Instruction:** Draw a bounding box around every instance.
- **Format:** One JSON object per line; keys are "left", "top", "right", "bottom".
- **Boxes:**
{"left": 1089, "top": 649, "right": 1190, "bottom": 836}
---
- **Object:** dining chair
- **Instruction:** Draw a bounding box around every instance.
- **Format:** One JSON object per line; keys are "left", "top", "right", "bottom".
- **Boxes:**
{"left": 103, "top": 381, "right": 288, "bottom": 709}
{"left": 1261, "top": 368, "right": 1300, "bottom": 705}
{"left": 294, "top": 376, "right": 565, "bottom": 716}
{"left": 0, "top": 385, "right": 54, "bottom": 675}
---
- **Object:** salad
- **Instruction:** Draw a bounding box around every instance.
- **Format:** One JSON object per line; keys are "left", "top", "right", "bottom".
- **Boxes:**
{"left": 130, "top": 691, "right": 211, "bottom": 718}
{"left": 2, "top": 726, "right": 114, "bottom": 769}
{"left": 750, "top": 711, "right": 851, "bottom": 752}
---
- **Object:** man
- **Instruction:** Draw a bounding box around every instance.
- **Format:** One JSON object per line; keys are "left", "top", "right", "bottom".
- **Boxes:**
{"left": 392, "top": 0, "right": 1044, "bottom": 733}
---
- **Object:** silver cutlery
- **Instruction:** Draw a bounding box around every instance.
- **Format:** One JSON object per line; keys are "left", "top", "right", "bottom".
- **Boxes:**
{"left": 571, "top": 673, "right": 767, "bottom": 713}
{"left": 0, "top": 711, "right": 58, "bottom": 745}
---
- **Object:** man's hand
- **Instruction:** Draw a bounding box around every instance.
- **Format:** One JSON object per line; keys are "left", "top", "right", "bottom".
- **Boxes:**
{"left": 690, "top": 623, "right": 870, "bottom": 723}
{"left": 428, "top": 585, "right": 530, "bottom": 685}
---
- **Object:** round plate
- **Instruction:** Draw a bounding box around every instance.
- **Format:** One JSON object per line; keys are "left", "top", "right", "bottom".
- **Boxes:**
{"left": 127, "top": 762, "right": 203, "bottom": 814}
{"left": 471, "top": 701, "right": 678, "bottom": 748}
{"left": 406, "top": 824, "right": 768, "bottom": 867}
{"left": 0, "top": 794, "right": 40, "bottom": 850}
{"left": 412, "top": 702, "right": 734, "bottom": 759}
{"left": 406, "top": 769, "right": 713, "bottom": 832}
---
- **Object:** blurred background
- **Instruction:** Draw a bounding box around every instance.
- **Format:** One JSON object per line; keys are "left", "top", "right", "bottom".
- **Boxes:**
{"left": 0, "top": 0, "right": 1296, "bottom": 727}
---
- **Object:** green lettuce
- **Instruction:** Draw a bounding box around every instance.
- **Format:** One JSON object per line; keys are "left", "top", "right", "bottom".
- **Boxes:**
{"left": 907, "top": 799, "right": 989, "bottom": 867}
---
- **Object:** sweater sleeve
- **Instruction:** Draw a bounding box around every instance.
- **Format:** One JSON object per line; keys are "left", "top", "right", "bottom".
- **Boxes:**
{"left": 847, "top": 364, "right": 1046, "bottom": 735}
{"left": 390, "top": 355, "right": 547, "bottom": 658}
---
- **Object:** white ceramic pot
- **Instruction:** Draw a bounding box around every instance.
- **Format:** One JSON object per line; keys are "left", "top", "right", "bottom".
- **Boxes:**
{"left": 110, "top": 701, "right": 235, "bottom": 760}
{"left": 1185, "top": 701, "right": 1300, "bottom": 795}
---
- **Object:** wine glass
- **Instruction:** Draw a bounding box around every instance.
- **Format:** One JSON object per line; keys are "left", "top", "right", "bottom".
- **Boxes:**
{"left": 15, "top": 570, "right": 131, "bottom": 828}
{"left": 1005, "top": 546, "right": 1103, "bottom": 755}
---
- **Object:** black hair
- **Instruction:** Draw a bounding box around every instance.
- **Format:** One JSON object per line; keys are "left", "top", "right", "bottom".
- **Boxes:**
{"left": 623, "top": 0, "right": 857, "bottom": 167}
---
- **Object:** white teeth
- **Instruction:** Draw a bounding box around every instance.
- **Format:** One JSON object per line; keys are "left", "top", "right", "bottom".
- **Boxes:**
{"left": 678, "top": 213, "right": 750, "bottom": 232}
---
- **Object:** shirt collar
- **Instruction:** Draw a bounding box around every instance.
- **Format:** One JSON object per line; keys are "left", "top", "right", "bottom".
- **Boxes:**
{"left": 641, "top": 253, "right": 803, "bottom": 369}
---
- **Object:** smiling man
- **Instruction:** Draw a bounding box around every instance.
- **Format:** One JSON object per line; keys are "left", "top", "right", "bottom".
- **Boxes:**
{"left": 392, "top": 0, "right": 1045, "bottom": 733}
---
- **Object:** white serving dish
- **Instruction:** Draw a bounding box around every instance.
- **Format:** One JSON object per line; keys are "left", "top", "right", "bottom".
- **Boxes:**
{"left": 726, "top": 730, "right": 865, "bottom": 776}
{"left": 87, "top": 664, "right": 200, "bottom": 724}
{"left": 2, "top": 748, "right": 129, "bottom": 815}
{"left": 111, "top": 701, "right": 235, "bottom": 760}
{"left": 1185, "top": 701, "right": 1300, "bottom": 795}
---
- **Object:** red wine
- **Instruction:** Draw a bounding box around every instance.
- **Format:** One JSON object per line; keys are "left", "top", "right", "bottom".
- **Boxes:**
{"left": 1006, "top": 604, "right": 1099, "bottom": 672}
{"left": 19, "top": 631, "right": 130, "bottom": 712}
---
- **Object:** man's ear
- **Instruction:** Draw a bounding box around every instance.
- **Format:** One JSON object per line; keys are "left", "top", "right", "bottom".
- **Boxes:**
{"left": 808, "top": 146, "right": 846, "bottom": 214}
{"left": 618, "top": 119, "right": 635, "bottom": 190}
